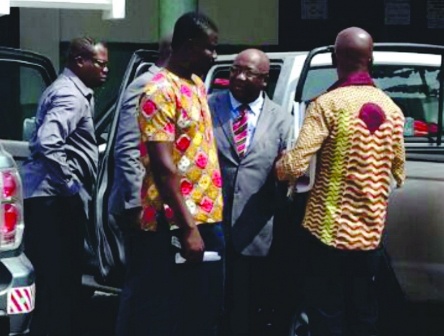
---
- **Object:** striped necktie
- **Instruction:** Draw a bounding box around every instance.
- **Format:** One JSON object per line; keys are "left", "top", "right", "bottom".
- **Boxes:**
{"left": 233, "top": 105, "right": 249, "bottom": 157}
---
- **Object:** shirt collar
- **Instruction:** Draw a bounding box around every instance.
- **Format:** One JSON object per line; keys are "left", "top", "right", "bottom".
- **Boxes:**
{"left": 62, "top": 68, "right": 94, "bottom": 100}
{"left": 229, "top": 91, "right": 264, "bottom": 116}
{"left": 327, "top": 72, "right": 375, "bottom": 92}
{"left": 148, "top": 64, "right": 161, "bottom": 74}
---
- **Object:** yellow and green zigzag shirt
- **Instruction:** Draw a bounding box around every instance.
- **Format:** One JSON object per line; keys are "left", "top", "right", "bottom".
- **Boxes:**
{"left": 277, "top": 72, "right": 406, "bottom": 250}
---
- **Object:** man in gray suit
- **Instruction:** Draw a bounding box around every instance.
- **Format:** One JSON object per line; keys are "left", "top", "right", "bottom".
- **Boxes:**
{"left": 208, "top": 49, "right": 292, "bottom": 336}
{"left": 110, "top": 36, "right": 172, "bottom": 331}
{"left": 107, "top": 35, "right": 172, "bottom": 281}
{"left": 109, "top": 35, "right": 172, "bottom": 228}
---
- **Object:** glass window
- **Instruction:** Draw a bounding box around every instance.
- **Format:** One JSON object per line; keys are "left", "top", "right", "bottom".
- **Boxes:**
{"left": 0, "top": 61, "right": 47, "bottom": 141}
{"left": 301, "top": 67, "right": 336, "bottom": 102}
{"left": 208, "top": 64, "right": 282, "bottom": 99}
{"left": 373, "top": 66, "right": 440, "bottom": 139}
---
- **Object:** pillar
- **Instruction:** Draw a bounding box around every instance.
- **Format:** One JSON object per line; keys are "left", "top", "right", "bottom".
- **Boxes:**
{"left": 158, "top": 0, "right": 197, "bottom": 37}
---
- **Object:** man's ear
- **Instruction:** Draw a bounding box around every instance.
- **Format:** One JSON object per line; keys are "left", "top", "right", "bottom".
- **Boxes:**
{"left": 177, "top": 39, "right": 193, "bottom": 59}
{"left": 331, "top": 51, "right": 337, "bottom": 68}
{"left": 262, "top": 74, "right": 269, "bottom": 89}
{"left": 75, "top": 56, "right": 85, "bottom": 68}
{"left": 185, "top": 38, "right": 195, "bottom": 51}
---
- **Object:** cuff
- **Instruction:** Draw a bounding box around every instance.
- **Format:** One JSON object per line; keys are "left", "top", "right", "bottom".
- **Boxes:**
{"left": 65, "top": 179, "right": 81, "bottom": 195}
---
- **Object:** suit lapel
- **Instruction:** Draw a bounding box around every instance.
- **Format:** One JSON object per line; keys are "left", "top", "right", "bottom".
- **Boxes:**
{"left": 214, "top": 92, "right": 238, "bottom": 157}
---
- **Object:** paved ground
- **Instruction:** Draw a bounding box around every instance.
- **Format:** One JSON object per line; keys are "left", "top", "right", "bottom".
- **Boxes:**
{"left": 80, "top": 291, "right": 120, "bottom": 336}
{"left": 79, "top": 289, "right": 444, "bottom": 336}
{"left": 404, "top": 302, "right": 444, "bottom": 336}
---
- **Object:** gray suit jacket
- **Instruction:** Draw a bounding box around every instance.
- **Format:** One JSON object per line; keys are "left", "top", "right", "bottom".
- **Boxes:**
{"left": 208, "top": 90, "right": 292, "bottom": 256}
{"left": 108, "top": 65, "right": 160, "bottom": 215}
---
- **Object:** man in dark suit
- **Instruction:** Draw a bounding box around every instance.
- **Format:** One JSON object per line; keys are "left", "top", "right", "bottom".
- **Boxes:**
{"left": 109, "top": 34, "right": 172, "bottom": 230}
{"left": 107, "top": 35, "right": 172, "bottom": 286}
{"left": 208, "top": 49, "right": 292, "bottom": 336}
{"left": 110, "top": 35, "right": 172, "bottom": 331}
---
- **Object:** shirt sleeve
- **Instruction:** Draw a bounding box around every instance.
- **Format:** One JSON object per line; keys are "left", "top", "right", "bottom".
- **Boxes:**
{"left": 138, "top": 83, "right": 176, "bottom": 143}
{"left": 276, "top": 100, "right": 329, "bottom": 181}
{"left": 37, "top": 89, "right": 84, "bottom": 194}
{"left": 391, "top": 112, "right": 406, "bottom": 188}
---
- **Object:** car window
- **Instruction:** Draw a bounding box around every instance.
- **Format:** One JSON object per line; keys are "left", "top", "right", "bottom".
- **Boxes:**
{"left": 301, "top": 67, "right": 336, "bottom": 102}
{"left": 374, "top": 66, "right": 440, "bottom": 140}
{"left": 300, "top": 64, "right": 442, "bottom": 142}
{"left": 94, "top": 61, "right": 156, "bottom": 149}
{"left": 0, "top": 61, "right": 47, "bottom": 141}
{"left": 207, "top": 63, "right": 282, "bottom": 99}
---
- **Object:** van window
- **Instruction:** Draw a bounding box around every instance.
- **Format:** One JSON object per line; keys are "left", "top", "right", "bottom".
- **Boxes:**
{"left": 300, "top": 65, "right": 442, "bottom": 142}
{"left": 301, "top": 67, "right": 336, "bottom": 102}
{"left": 374, "top": 66, "right": 440, "bottom": 140}
{"left": 208, "top": 64, "right": 282, "bottom": 99}
{"left": 0, "top": 61, "right": 47, "bottom": 141}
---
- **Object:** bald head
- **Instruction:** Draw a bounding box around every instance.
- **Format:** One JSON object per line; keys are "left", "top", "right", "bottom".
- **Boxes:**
{"left": 334, "top": 27, "right": 373, "bottom": 77}
{"left": 229, "top": 48, "right": 270, "bottom": 103}
{"left": 235, "top": 48, "right": 270, "bottom": 73}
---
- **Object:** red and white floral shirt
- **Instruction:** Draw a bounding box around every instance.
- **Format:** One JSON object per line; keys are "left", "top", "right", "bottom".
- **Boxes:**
{"left": 138, "top": 69, "right": 223, "bottom": 231}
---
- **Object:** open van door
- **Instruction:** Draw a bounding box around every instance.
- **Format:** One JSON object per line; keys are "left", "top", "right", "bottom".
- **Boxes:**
{"left": 0, "top": 47, "right": 57, "bottom": 167}
{"left": 91, "top": 50, "right": 159, "bottom": 287}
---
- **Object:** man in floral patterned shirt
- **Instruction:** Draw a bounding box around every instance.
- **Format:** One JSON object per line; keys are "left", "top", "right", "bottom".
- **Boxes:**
{"left": 115, "top": 12, "right": 224, "bottom": 336}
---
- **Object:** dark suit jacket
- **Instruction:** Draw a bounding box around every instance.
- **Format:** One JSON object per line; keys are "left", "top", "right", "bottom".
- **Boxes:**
{"left": 109, "top": 65, "right": 160, "bottom": 215}
{"left": 208, "top": 90, "right": 292, "bottom": 256}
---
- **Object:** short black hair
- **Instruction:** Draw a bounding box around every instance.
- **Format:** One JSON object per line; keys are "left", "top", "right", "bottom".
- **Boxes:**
{"left": 66, "top": 36, "right": 105, "bottom": 63}
{"left": 171, "top": 12, "right": 218, "bottom": 50}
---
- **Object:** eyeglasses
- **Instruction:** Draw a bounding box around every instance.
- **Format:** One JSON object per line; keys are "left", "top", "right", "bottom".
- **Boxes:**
{"left": 92, "top": 58, "right": 108, "bottom": 69}
{"left": 229, "top": 66, "right": 268, "bottom": 79}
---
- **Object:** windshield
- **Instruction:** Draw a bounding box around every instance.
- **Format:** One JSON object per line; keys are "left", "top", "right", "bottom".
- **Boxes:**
{"left": 301, "top": 64, "right": 442, "bottom": 140}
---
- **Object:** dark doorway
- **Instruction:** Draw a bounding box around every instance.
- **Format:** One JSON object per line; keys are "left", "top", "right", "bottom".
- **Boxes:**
{"left": 0, "top": 8, "right": 19, "bottom": 48}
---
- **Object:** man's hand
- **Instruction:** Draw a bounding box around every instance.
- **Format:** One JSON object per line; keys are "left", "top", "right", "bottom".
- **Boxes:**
{"left": 275, "top": 149, "right": 288, "bottom": 181}
{"left": 180, "top": 226, "right": 205, "bottom": 263}
{"left": 276, "top": 149, "right": 287, "bottom": 162}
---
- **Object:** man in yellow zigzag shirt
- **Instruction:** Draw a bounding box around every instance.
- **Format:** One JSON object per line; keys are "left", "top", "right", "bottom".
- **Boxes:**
{"left": 275, "top": 27, "right": 406, "bottom": 336}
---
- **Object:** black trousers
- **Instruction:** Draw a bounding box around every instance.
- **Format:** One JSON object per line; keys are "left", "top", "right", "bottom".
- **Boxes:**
{"left": 115, "top": 221, "right": 225, "bottom": 336}
{"left": 270, "top": 192, "right": 309, "bottom": 335}
{"left": 222, "top": 251, "right": 277, "bottom": 336}
{"left": 24, "top": 195, "right": 85, "bottom": 336}
{"left": 302, "top": 230, "right": 382, "bottom": 336}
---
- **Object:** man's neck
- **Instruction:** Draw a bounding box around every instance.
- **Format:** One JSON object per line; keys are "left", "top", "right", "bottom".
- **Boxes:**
{"left": 337, "top": 66, "right": 369, "bottom": 81}
{"left": 155, "top": 59, "right": 169, "bottom": 68}
{"left": 232, "top": 92, "right": 263, "bottom": 105}
{"left": 166, "top": 57, "right": 194, "bottom": 81}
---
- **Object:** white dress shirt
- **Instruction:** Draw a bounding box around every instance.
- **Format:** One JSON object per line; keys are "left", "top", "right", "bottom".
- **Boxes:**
{"left": 229, "top": 92, "right": 264, "bottom": 151}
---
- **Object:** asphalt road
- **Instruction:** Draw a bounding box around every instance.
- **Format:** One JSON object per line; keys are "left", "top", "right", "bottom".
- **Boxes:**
{"left": 405, "top": 302, "right": 444, "bottom": 336}
{"left": 80, "top": 291, "right": 119, "bottom": 336}
{"left": 79, "top": 289, "right": 444, "bottom": 336}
